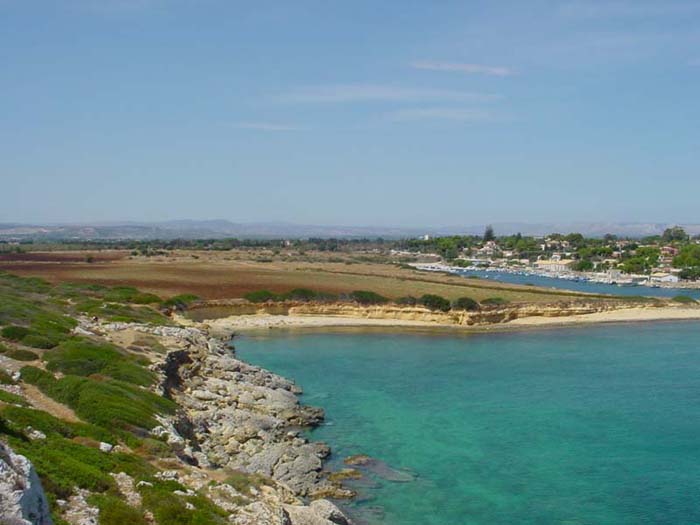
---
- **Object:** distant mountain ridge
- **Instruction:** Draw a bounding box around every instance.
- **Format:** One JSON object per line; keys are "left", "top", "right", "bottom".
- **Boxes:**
{"left": 0, "top": 220, "right": 698, "bottom": 240}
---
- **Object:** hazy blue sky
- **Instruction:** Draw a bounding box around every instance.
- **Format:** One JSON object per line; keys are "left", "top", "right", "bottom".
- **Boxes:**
{"left": 2, "top": 1, "right": 699, "bottom": 226}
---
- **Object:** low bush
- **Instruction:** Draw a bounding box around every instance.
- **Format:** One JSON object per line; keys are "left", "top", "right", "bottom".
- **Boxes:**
{"left": 21, "top": 366, "right": 175, "bottom": 431}
{"left": 1, "top": 404, "right": 113, "bottom": 443}
{"left": 0, "top": 369, "right": 15, "bottom": 384}
{"left": 161, "top": 294, "right": 200, "bottom": 310}
{"left": 21, "top": 334, "right": 58, "bottom": 349}
{"left": 672, "top": 295, "right": 697, "bottom": 304}
{"left": 244, "top": 290, "right": 279, "bottom": 303}
{"left": 0, "top": 390, "right": 28, "bottom": 406}
{"left": 481, "top": 297, "right": 509, "bottom": 306}
{"left": 139, "top": 479, "right": 229, "bottom": 525}
{"left": 349, "top": 290, "right": 389, "bottom": 305}
{"left": 89, "top": 494, "right": 148, "bottom": 525}
{"left": 0, "top": 347, "right": 39, "bottom": 361}
{"left": 452, "top": 297, "right": 481, "bottom": 311}
{"left": 136, "top": 437, "right": 173, "bottom": 459}
{"left": 1, "top": 325, "right": 31, "bottom": 341}
{"left": 396, "top": 296, "right": 418, "bottom": 306}
{"left": 224, "top": 470, "right": 269, "bottom": 494}
{"left": 419, "top": 294, "right": 451, "bottom": 312}
{"left": 281, "top": 288, "right": 317, "bottom": 302}
{"left": 44, "top": 338, "right": 154, "bottom": 386}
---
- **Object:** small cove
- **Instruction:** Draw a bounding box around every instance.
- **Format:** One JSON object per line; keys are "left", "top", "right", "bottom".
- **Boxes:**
{"left": 239, "top": 322, "right": 700, "bottom": 524}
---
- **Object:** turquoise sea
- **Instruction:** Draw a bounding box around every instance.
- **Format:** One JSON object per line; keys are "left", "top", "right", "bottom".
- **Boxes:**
{"left": 239, "top": 322, "right": 700, "bottom": 525}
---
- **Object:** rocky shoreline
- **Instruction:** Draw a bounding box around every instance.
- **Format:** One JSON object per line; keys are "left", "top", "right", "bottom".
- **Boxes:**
{"left": 2, "top": 318, "right": 356, "bottom": 525}
{"left": 104, "top": 320, "right": 355, "bottom": 523}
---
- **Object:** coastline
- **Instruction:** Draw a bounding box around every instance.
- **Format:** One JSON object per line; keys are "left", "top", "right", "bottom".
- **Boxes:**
{"left": 200, "top": 306, "right": 700, "bottom": 336}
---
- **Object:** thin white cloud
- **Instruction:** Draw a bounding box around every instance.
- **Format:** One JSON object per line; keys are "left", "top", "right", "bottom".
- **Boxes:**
{"left": 277, "top": 84, "right": 500, "bottom": 103}
{"left": 411, "top": 61, "right": 514, "bottom": 77}
{"left": 76, "top": 0, "right": 163, "bottom": 13}
{"left": 234, "top": 122, "right": 303, "bottom": 131}
{"left": 386, "top": 108, "right": 494, "bottom": 122}
{"left": 559, "top": 1, "right": 700, "bottom": 18}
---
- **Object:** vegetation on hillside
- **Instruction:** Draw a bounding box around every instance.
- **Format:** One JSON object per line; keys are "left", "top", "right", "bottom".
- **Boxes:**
{"left": 0, "top": 272, "right": 246, "bottom": 523}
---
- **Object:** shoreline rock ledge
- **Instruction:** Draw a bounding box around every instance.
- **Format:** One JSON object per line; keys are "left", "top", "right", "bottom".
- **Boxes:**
{"left": 102, "top": 321, "right": 354, "bottom": 524}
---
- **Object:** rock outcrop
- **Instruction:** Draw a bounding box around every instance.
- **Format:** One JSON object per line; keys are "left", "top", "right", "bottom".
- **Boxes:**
{"left": 94, "top": 321, "right": 354, "bottom": 524}
{"left": 0, "top": 441, "right": 53, "bottom": 525}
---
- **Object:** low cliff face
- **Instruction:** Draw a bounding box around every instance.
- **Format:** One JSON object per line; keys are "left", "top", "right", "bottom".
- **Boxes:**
{"left": 0, "top": 442, "right": 53, "bottom": 525}
{"left": 194, "top": 300, "right": 658, "bottom": 327}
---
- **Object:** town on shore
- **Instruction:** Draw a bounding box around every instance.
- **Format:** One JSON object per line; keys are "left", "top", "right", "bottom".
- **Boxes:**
{"left": 393, "top": 225, "right": 700, "bottom": 289}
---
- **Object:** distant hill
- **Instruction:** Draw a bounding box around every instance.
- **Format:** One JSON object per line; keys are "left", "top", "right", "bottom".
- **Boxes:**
{"left": 0, "top": 220, "right": 698, "bottom": 241}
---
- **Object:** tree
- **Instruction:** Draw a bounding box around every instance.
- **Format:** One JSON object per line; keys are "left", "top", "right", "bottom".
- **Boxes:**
{"left": 571, "top": 259, "right": 594, "bottom": 272}
{"left": 662, "top": 226, "right": 688, "bottom": 243}
{"left": 484, "top": 225, "right": 495, "bottom": 242}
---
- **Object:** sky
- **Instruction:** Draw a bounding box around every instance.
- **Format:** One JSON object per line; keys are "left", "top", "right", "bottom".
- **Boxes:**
{"left": 2, "top": 0, "right": 699, "bottom": 227}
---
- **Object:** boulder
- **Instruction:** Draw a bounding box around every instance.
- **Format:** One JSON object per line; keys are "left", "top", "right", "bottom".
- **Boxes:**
{"left": 0, "top": 442, "right": 53, "bottom": 525}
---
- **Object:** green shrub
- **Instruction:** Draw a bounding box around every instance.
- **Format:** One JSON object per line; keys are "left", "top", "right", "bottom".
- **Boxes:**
{"left": 161, "top": 294, "right": 200, "bottom": 310}
{"left": 89, "top": 494, "right": 148, "bottom": 525}
{"left": 1, "top": 325, "right": 31, "bottom": 341}
{"left": 281, "top": 288, "right": 317, "bottom": 302}
{"left": 139, "top": 479, "right": 229, "bottom": 525}
{"left": 0, "top": 390, "right": 28, "bottom": 406}
{"left": 0, "top": 369, "right": 15, "bottom": 384}
{"left": 672, "top": 295, "right": 697, "bottom": 304}
{"left": 44, "top": 338, "right": 154, "bottom": 386}
{"left": 244, "top": 290, "right": 279, "bottom": 303}
{"left": 349, "top": 290, "right": 389, "bottom": 305}
{"left": 0, "top": 405, "right": 112, "bottom": 443}
{"left": 224, "top": 470, "right": 269, "bottom": 494}
{"left": 419, "top": 294, "right": 451, "bottom": 312}
{"left": 481, "top": 297, "right": 509, "bottom": 306}
{"left": 1, "top": 348, "right": 39, "bottom": 361}
{"left": 21, "top": 366, "right": 175, "bottom": 431}
{"left": 452, "top": 297, "right": 480, "bottom": 311}
{"left": 21, "top": 334, "right": 58, "bottom": 349}
{"left": 137, "top": 437, "right": 173, "bottom": 459}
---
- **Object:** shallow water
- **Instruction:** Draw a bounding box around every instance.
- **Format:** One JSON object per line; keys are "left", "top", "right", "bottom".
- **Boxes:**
{"left": 239, "top": 322, "right": 700, "bottom": 525}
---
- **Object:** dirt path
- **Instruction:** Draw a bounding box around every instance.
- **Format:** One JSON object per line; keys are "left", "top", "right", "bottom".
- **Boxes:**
{"left": 22, "top": 384, "right": 81, "bottom": 423}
